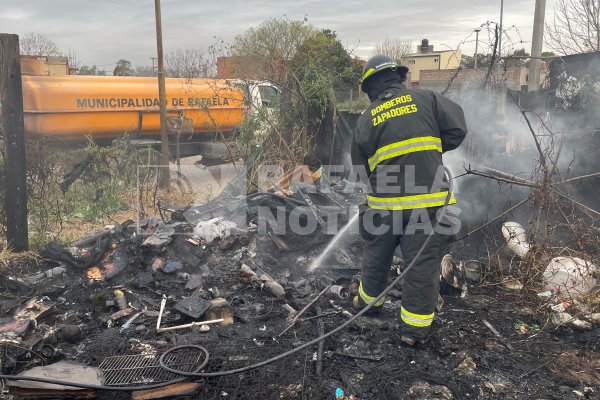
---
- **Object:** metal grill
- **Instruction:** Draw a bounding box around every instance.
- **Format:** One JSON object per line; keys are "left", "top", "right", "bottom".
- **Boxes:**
{"left": 99, "top": 350, "right": 205, "bottom": 386}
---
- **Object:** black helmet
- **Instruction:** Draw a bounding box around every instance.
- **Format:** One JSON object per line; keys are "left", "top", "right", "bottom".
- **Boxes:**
{"left": 361, "top": 54, "right": 409, "bottom": 92}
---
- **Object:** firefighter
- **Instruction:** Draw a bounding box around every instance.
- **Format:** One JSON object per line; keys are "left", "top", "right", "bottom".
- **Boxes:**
{"left": 351, "top": 54, "right": 467, "bottom": 346}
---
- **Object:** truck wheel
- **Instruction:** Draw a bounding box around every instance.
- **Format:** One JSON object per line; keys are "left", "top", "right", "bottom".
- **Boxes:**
{"left": 170, "top": 170, "right": 193, "bottom": 193}
{"left": 196, "top": 142, "right": 231, "bottom": 162}
{"left": 123, "top": 147, "right": 162, "bottom": 186}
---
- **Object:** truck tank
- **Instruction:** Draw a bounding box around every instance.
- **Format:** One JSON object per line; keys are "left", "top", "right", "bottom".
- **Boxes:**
{"left": 20, "top": 75, "right": 246, "bottom": 141}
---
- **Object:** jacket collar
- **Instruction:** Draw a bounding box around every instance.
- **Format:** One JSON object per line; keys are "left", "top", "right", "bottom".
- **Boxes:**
{"left": 377, "top": 83, "right": 406, "bottom": 100}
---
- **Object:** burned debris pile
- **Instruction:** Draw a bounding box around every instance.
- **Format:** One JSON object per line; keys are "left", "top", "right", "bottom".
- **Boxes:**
{"left": 0, "top": 170, "right": 598, "bottom": 400}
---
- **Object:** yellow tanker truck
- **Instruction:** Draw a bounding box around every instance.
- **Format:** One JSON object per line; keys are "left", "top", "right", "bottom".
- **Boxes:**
{"left": 2, "top": 75, "right": 278, "bottom": 160}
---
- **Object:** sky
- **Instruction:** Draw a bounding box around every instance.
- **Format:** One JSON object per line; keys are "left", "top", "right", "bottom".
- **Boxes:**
{"left": 0, "top": 0, "right": 557, "bottom": 70}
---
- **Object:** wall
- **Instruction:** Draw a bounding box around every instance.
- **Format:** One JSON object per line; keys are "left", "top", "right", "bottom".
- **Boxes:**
{"left": 405, "top": 50, "right": 461, "bottom": 83}
{"left": 20, "top": 56, "right": 70, "bottom": 76}
{"left": 406, "top": 56, "right": 437, "bottom": 82}
{"left": 440, "top": 50, "right": 462, "bottom": 71}
{"left": 419, "top": 67, "right": 524, "bottom": 93}
{"left": 47, "top": 58, "right": 69, "bottom": 76}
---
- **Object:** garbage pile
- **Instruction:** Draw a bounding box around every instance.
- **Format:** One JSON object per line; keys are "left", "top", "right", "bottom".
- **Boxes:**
{"left": 0, "top": 175, "right": 371, "bottom": 399}
{"left": 443, "top": 221, "right": 599, "bottom": 328}
{"left": 0, "top": 175, "right": 598, "bottom": 399}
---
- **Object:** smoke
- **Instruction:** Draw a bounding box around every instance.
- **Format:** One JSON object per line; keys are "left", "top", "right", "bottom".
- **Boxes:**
{"left": 441, "top": 84, "right": 536, "bottom": 227}
{"left": 328, "top": 67, "right": 599, "bottom": 229}
{"left": 441, "top": 67, "right": 600, "bottom": 227}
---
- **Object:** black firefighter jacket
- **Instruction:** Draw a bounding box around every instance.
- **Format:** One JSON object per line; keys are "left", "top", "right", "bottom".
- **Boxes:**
{"left": 351, "top": 83, "right": 468, "bottom": 211}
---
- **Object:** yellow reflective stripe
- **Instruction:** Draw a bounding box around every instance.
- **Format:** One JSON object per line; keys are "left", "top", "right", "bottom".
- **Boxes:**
{"left": 371, "top": 136, "right": 441, "bottom": 159}
{"left": 369, "top": 145, "right": 442, "bottom": 171}
{"left": 362, "top": 67, "right": 376, "bottom": 82}
{"left": 359, "top": 281, "right": 385, "bottom": 307}
{"left": 401, "top": 306, "right": 434, "bottom": 328}
{"left": 367, "top": 191, "right": 456, "bottom": 210}
{"left": 368, "top": 136, "right": 442, "bottom": 171}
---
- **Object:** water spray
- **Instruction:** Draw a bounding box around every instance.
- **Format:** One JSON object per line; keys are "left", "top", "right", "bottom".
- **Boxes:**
{"left": 0, "top": 168, "right": 455, "bottom": 390}
{"left": 309, "top": 209, "right": 359, "bottom": 272}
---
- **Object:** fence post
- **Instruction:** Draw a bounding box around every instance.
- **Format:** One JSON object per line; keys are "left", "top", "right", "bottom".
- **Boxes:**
{"left": 0, "top": 34, "right": 29, "bottom": 251}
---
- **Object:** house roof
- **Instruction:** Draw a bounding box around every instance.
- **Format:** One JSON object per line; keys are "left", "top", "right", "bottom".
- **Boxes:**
{"left": 406, "top": 50, "right": 459, "bottom": 58}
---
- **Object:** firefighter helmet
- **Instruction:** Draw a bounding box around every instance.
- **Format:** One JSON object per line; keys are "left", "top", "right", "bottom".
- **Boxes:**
{"left": 361, "top": 54, "right": 409, "bottom": 92}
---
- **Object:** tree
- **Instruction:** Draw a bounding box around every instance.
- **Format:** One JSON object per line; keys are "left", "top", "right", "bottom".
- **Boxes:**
{"left": 78, "top": 65, "right": 107, "bottom": 76}
{"left": 461, "top": 53, "right": 493, "bottom": 68}
{"left": 231, "top": 18, "right": 316, "bottom": 81}
{"left": 371, "top": 36, "right": 413, "bottom": 64}
{"left": 134, "top": 65, "right": 155, "bottom": 77}
{"left": 20, "top": 32, "right": 61, "bottom": 56}
{"left": 545, "top": 0, "right": 600, "bottom": 54}
{"left": 165, "top": 49, "right": 210, "bottom": 78}
{"left": 505, "top": 48, "right": 530, "bottom": 68}
{"left": 113, "top": 59, "right": 134, "bottom": 76}
{"left": 290, "top": 29, "right": 359, "bottom": 163}
{"left": 232, "top": 19, "right": 359, "bottom": 165}
{"left": 294, "top": 29, "right": 357, "bottom": 90}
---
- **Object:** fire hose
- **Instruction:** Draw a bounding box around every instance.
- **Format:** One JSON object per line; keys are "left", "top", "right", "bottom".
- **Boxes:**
{"left": 0, "top": 167, "right": 455, "bottom": 391}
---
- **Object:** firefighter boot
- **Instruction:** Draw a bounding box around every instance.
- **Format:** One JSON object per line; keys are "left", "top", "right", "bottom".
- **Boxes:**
{"left": 400, "top": 335, "right": 417, "bottom": 346}
{"left": 351, "top": 295, "right": 382, "bottom": 316}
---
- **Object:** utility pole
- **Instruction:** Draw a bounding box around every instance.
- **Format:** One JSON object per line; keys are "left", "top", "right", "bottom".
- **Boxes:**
{"left": 529, "top": 0, "right": 546, "bottom": 91}
{"left": 0, "top": 34, "right": 29, "bottom": 251}
{"left": 499, "top": 0, "right": 504, "bottom": 58}
{"left": 150, "top": 57, "right": 157, "bottom": 76}
{"left": 474, "top": 28, "right": 481, "bottom": 69}
{"left": 154, "top": 0, "right": 170, "bottom": 188}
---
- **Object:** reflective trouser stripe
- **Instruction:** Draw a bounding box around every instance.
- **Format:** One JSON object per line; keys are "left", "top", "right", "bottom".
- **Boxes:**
{"left": 368, "top": 136, "right": 442, "bottom": 171}
{"left": 367, "top": 191, "right": 456, "bottom": 210}
{"left": 359, "top": 281, "right": 385, "bottom": 307}
{"left": 401, "top": 306, "right": 434, "bottom": 328}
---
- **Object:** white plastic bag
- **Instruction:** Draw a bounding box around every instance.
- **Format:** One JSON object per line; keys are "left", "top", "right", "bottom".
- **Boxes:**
{"left": 543, "top": 257, "right": 597, "bottom": 297}
{"left": 193, "top": 218, "right": 224, "bottom": 243}
{"left": 502, "top": 222, "right": 530, "bottom": 258}
{"left": 193, "top": 218, "right": 238, "bottom": 243}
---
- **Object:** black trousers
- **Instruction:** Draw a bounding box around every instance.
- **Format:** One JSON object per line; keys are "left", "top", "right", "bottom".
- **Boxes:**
{"left": 358, "top": 206, "right": 449, "bottom": 339}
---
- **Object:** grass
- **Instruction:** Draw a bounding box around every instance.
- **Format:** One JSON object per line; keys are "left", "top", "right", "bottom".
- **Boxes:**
{"left": 336, "top": 97, "right": 369, "bottom": 113}
{"left": 0, "top": 247, "right": 42, "bottom": 275}
{"left": 1, "top": 136, "right": 231, "bottom": 249}
{"left": 49, "top": 187, "right": 200, "bottom": 244}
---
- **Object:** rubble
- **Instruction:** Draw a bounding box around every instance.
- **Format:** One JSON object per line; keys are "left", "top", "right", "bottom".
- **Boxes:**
{"left": 8, "top": 361, "right": 103, "bottom": 391}
{"left": 57, "top": 324, "right": 82, "bottom": 343}
{"left": 109, "top": 308, "right": 135, "bottom": 321}
{"left": 241, "top": 263, "right": 285, "bottom": 298}
{"left": 193, "top": 217, "right": 239, "bottom": 243}
{"left": 462, "top": 260, "right": 483, "bottom": 283}
{"left": 406, "top": 381, "right": 454, "bottom": 399}
{"left": 14, "top": 297, "right": 55, "bottom": 322}
{"left": 21, "top": 266, "right": 67, "bottom": 285}
{"left": 454, "top": 353, "right": 477, "bottom": 375}
{"left": 132, "top": 382, "right": 202, "bottom": 400}
{"left": 0, "top": 176, "right": 596, "bottom": 399}
{"left": 552, "top": 312, "right": 593, "bottom": 330}
{"left": 0, "top": 318, "right": 33, "bottom": 337}
{"left": 482, "top": 380, "right": 508, "bottom": 395}
{"left": 502, "top": 277, "right": 524, "bottom": 291}
{"left": 543, "top": 257, "right": 597, "bottom": 297}
{"left": 204, "top": 298, "right": 234, "bottom": 326}
{"left": 173, "top": 290, "right": 212, "bottom": 320}
{"left": 441, "top": 254, "right": 463, "bottom": 289}
{"left": 502, "top": 221, "right": 531, "bottom": 258}
{"left": 327, "top": 285, "right": 349, "bottom": 299}
{"left": 162, "top": 261, "right": 184, "bottom": 273}
{"left": 114, "top": 289, "right": 128, "bottom": 310}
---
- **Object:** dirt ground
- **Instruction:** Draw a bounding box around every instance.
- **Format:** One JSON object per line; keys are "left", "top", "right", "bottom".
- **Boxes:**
{"left": 1, "top": 215, "right": 598, "bottom": 400}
